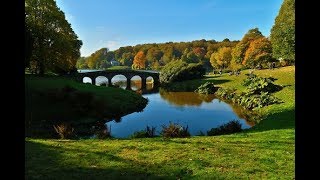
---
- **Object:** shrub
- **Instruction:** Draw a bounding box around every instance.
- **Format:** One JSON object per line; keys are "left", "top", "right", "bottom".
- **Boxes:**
{"left": 195, "top": 82, "right": 218, "bottom": 94}
{"left": 131, "top": 126, "right": 157, "bottom": 138}
{"left": 159, "top": 60, "right": 205, "bottom": 84}
{"left": 53, "top": 123, "right": 76, "bottom": 139}
{"left": 215, "top": 88, "right": 238, "bottom": 100}
{"left": 237, "top": 92, "right": 282, "bottom": 109}
{"left": 161, "top": 122, "right": 190, "bottom": 138}
{"left": 207, "top": 120, "right": 242, "bottom": 136}
{"left": 242, "top": 74, "right": 282, "bottom": 94}
{"left": 215, "top": 74, "right": 283, "bottom": 109}
{"left": 216, "top": 88, "right": 282, "bottom": 110}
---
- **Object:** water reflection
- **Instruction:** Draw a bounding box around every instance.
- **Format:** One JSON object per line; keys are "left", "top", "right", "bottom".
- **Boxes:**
{"left": 111, "top": 75, "right": 127, "bottom": 89}
{"left": 159, "top": 89, "right": 215, "bottom": 106}
{"left": 95, "top": 76, "right": 108, "bottom": 86}
{"left": 106, "top": 89, "right": 255, "bottom": 138}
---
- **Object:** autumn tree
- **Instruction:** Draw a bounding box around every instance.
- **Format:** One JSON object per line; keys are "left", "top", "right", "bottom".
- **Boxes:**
{"left": 232, "top": 28, "right": 264, "bottom": 63}
{"left": 193, "top": 47, "right": 206, "bottom": 60}
{"left": 25, "top": 0, "right": 82, "bottom": 75}
{"left": 210, "top": 47, "right": 232, "bottom": 69}
{"left": 132, "top": 51, "right": 146, "bottom": 69}
{"left": 243, "top": 37, "right": 273, "bottom": 68}
{"left": 231, "top": 28, "right": 264, "bottom": 69}
{"left": 270, "top": 0, "right": 295, "bottom": 62}
{"left": 86, "top": 48, "right": 108, "bottom": 69}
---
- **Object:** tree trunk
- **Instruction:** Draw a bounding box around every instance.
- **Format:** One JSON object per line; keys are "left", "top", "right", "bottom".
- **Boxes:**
{"left": 39, "top": 61, "right": 45, "bottom": 76}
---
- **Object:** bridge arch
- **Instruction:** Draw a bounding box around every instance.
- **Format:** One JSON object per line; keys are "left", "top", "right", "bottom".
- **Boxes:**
{"left": 131, "top": 75, "right": 142, "bottom": 90}
{"left": 111, "top": 74, "right": 127, "bottom": 89}
{"left": 146, "top": 76, "right": 154, "bottom": 90}
{"left": 95, "top": 76, "right": 108, "bottom": 86}
{"left": 83, "top": 77, "right": 92, "bottom": 84}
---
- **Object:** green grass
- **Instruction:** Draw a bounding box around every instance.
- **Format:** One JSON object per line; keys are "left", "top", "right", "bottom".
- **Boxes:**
{"left": 107, "top": 66, "right": 131, "bottom": 70}
{"left": 26, "top": 129, "right": 294, "bottom": 179}
{"left": 25, "top": 66, "right": 295, "bottom": 179}
{"left": 25, "top": 75, "right": 144, "bottom": 107}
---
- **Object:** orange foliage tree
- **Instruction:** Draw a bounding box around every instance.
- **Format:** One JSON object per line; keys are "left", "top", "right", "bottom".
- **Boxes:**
{"left": 243, "top": 37, "right": 272, "bottom": 67}
{"left": 193, "top": 47, "right": 206, "bottom": 59}
{"left": 132, "top": 51, "right": 146, "bottom": 69}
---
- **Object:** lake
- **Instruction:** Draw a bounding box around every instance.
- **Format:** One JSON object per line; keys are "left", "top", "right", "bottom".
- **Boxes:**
{"left": 79, "top": 69, "right": 253, "bottom": 138}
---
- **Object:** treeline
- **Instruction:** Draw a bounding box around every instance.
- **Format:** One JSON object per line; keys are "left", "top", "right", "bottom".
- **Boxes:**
{"left": 77, "top": 0, "right": 294, "bottom": 72}
{"left": 76, "top": 38, "right": 239, "bottom": 71}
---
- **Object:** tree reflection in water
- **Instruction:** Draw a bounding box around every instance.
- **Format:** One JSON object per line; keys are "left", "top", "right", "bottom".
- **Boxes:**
{"left": 159, "top": 88, "right": 257, "bottom": 127}
{"left": 159, "top": 88, "right": 215, "bottom": 106}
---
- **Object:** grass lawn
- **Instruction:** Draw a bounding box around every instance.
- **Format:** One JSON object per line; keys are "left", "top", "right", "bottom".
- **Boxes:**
{"left": 26, "top": 75, "right": 147, "bottom": 110}
{"left": 25, "top": 66, "right": 295, "bottom": 179}
{"left": 107, "top": 66, "right": 131, "bottom": 70}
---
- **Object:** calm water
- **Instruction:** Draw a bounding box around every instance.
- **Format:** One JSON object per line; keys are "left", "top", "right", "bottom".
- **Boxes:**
{"left": 106, "top": 90, "right": 252, "bottom": 138}
{"left": 78, "top": 69, "right": 253, "bottom": 138}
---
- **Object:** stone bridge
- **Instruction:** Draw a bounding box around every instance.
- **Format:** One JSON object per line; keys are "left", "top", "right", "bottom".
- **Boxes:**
{"left": 71, "top": 69, "right": 160, "bottom": 90}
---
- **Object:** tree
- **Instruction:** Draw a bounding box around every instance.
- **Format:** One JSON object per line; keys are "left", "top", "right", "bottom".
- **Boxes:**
{"left": 210, "top": 47, "right": 232, "bottom": 69}
{"left": 120, "top": 52, "right": 134, "bottom": 66}
{"left": 86, "top": 48, "right": 108, "bottom": 69}
{"left": 243, "top": 37, "right": 273, "bottom": 68}
{"left": 231, "top": 28, "right": 264, "bottom": 69}
{"left": 159, "top": 60, "right": 205, "bottom": 84}
{"left": 232, "top": 28, "right": 264, "bottom": 63}
{"left": 105, "top": 51, "right": 115, "bottom": 62}
{"left": 76, "top": 57, "right": 88, "bottom": 69}
{"left": 99, "top": 60, "right": 111, "bottom": 69}
{"left": 25, "top": 0, "right": 82, "bottom": 75}
{"left": 146, "top": 47, "right": 163, "bottom": 64}
{"left": 193, "top": 47, "right": 206, "bottom": 60}
{"left": 222, "top": 38, "right": 230, "bottom": 42}
{"left": 25, "top": 25, "right": 34, "bottom": 68}
{"left": 151, "top": 60, "right": 161, "bottom": 70}
{"left": 132, "top": 51, "right": 146, "bottom": 69}
{"left": 270, "top": 0, "right": 295, "bottom": 61}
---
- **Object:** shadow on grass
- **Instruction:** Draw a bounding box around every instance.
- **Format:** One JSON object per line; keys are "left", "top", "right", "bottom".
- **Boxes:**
{"left": 25, "top": 140, "right": 192, "bottom": 180}
{"left": 250, "top": 109, "right": 295, "bottom": 132}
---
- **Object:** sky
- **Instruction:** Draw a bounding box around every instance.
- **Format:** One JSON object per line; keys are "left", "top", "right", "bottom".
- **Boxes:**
{"left": 55, "top": 0, "right": 283, "bottom": 57}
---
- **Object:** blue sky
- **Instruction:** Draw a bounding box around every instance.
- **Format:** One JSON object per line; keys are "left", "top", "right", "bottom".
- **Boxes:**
{"left": 55, "top": 0, "right": 283, "bottom": 57}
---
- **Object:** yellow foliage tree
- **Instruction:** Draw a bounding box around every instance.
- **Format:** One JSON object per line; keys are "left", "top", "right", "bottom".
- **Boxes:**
{"left": 133, "top": 51, "right": 146, "bottom": 69}
{"left": 210, "top": 47, "right": 232, "bottom": 69}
